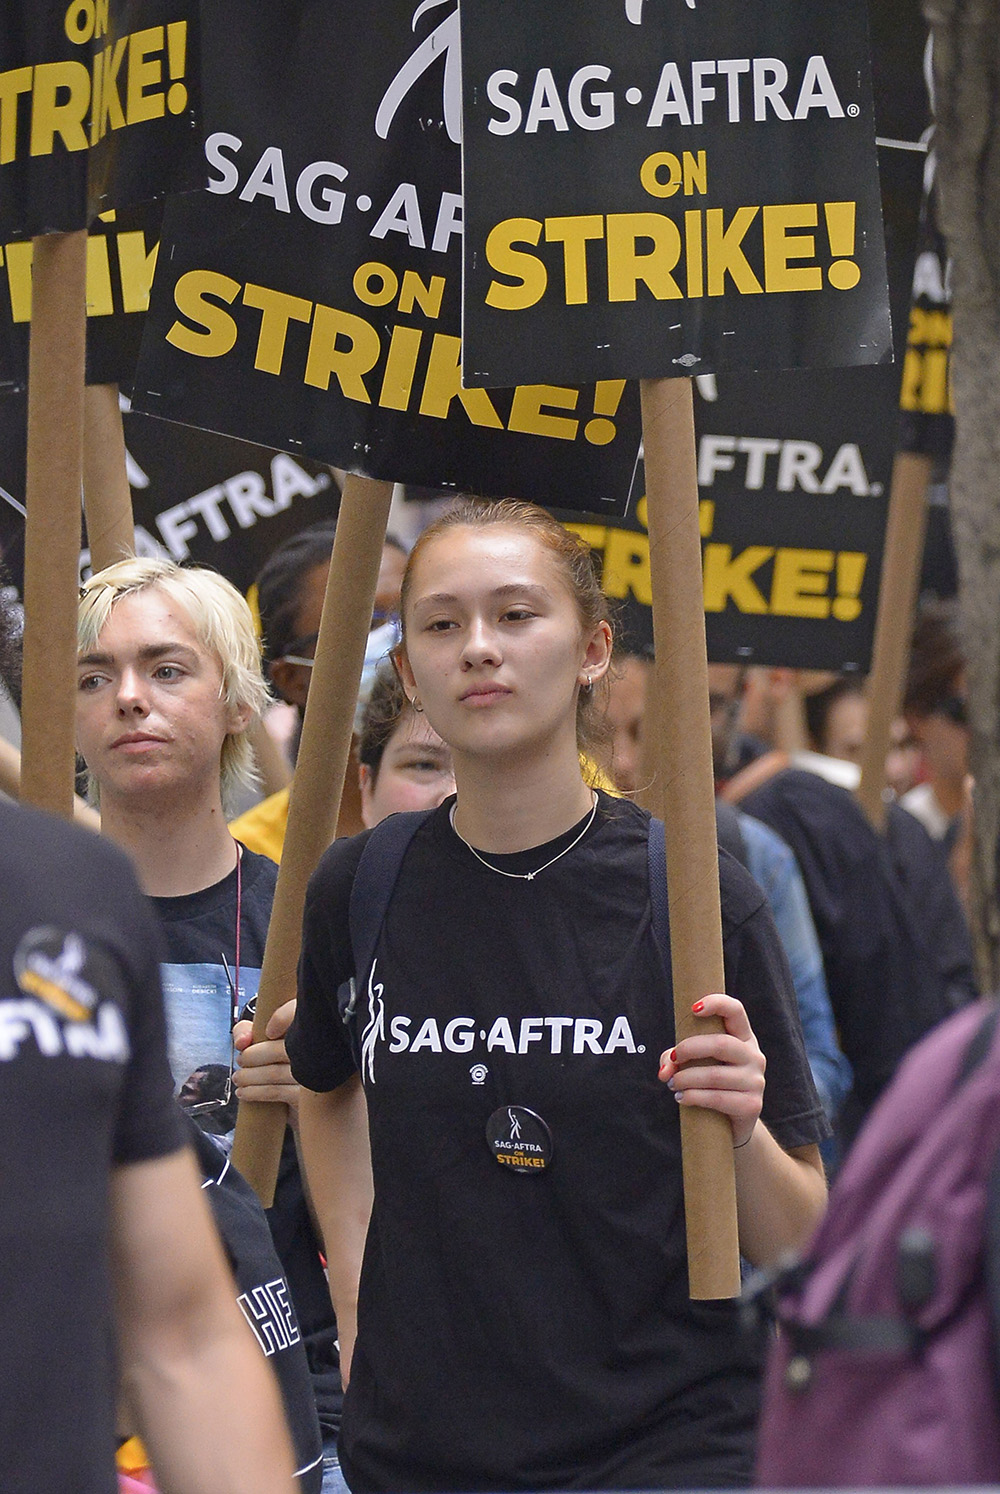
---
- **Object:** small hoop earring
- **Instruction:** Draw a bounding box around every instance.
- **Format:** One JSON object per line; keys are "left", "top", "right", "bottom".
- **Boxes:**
{"left": 411, "top": 696, "right": 424, "bottom": 713}
{"left": 582, "top": 676, "right": 594, "bottom": 694}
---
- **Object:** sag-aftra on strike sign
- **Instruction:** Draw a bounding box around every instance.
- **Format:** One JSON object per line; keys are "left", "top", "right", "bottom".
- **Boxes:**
{"left": 460, "top": 0, "right": 892, "bottom": 387}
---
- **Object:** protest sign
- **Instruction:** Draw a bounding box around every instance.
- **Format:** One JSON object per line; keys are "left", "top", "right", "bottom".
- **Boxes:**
{"left": 0, "top": 200, "right": 162, "bottom": 389}
{"left": 558, "top": 364, "right": 895, "bottom": 670}
{"left": 0, "top": 0, "right": 200, "bottom": 237}
{"left": 128, "top": 0, "right": 639, "bottom": 514}
{"left": 0, "top": 392, "right": 339, "bottom": 594}
{"left": 460, "top": 0, "right": 892, "bottom": 388}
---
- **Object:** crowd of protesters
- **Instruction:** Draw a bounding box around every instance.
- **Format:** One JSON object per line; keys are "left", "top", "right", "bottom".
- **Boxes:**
{"left": 0, "top": 496, "right": 991, "bottom": 1493}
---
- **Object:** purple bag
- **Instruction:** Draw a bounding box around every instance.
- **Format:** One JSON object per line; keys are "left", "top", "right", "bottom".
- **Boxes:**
{"left": 756, "top": 999, "right": 1000, "bottom": 1487}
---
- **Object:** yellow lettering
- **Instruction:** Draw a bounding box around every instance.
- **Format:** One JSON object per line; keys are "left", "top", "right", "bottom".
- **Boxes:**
{"left": 683, "top": 150, "right": 707, "bottom": 195}
{"left": 3, "top": 240, "right": 34, "bottom": 321}
{"left": 126, "top": 27, "right": 164, "bottom": 125}
{"left": 685, "top": 209, "right": 704, "bottom": 299}
{"left": 398, "top": 270, "right": 445, "bottom": 318}
{"left": 242, "top": 283, "right": 312, "bottom": 375}
{"left": 485, "top": 218, "right": 547, "bottom": 310}
{"left": 115, "top": 229, "right": 159, "bottom": 313}
{"left": 99, "top": 39, "right": 128, "bottom": 136}
{"left": 304, "top": 303, "right": 381, "bottom": 401}
{"left": 702, "top": 544, "right": 772, "bottom": 612}
{"left": 640, "top": 151, "right": 682, "bottom": 198}
{"left": 544, "top": 215, "right": 603, "bottom": 305}
{"left": 606, "top": 212, "right": 682, "bottom": 302}
{"left": 419, "top": 333, "right": 504, "bottom": 428}
{"left": 0, "top": 68, "right": 33, "bottom": 164}
{"left": 603, "top": 527, "right": 652, "bottom": 604}
{"left": 166, "top": 269, "right": 240, "bottom": 358}
{"left": 762, "top": 203, "right": 822, "bottom": 292}
{"left": 29, "top": 61, "right": 90, "bottom": 156}
{"left": 378, "top": 324, "right": 423, "bottom": 410}
{"left": 353, "top": 262, "right": 398, "bottom": 307}
{"left": 85, "top": 234, "right": 114, "bottom": 316}
{"left": 706, "top": 207, "right": 762, "bottom": 296}
{"left": 507, "top": 384, "right": 579, "bottom": 441}
{"left": 769, "top": 548, "right": 833, "bottom": 617}
{"left": 65, "top": 1, "right": 96, "bottom": 44}
{"left": 562, "top": 522, "right": 608, "bottom": 554}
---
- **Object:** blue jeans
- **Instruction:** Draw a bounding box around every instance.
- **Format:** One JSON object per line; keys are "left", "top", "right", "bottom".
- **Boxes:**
{"left": 321, "top": 1439, "right": 351, "bottom": 1494}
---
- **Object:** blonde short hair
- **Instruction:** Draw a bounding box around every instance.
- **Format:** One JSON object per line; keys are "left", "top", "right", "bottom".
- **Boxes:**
{"left": 78, "top": 558, "right": 270, "bottom": 811}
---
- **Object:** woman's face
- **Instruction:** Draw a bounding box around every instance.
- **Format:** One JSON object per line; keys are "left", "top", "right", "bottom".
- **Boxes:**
{"left": 359, "top": 709, "right": 456, "bottom": 828}
{"left": 399, "top": 525, "right": 611, "bottom": 766}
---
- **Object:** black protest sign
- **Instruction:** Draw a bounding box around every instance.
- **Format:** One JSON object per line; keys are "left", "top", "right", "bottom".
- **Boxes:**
{"left": 0, "top": 391, "right": 338, "bottom": 595}
{"left": 0, "top": 0, "right": 200, "bottom": 238}
{"left": 898, "top": 158, "right": 953, "bottom": 460}
{"left": 0, "top": 200, "right": 161, "bottom": 390}
{"left": 460, "top": 0, "right": 892, "bottom": 388}
{"left": 559, "top": 365, "right": 895, "bottom": 671}
{"left": 128, "top": 0, "right": 639, "bottom": 515}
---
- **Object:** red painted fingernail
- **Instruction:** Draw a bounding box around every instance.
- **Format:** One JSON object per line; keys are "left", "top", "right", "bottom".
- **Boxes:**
{"left": 692, "top": 1000, "right": 705, "bottom": 1013}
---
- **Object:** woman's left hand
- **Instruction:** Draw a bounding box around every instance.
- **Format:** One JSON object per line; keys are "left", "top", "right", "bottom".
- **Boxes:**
{"left": 657, "top": 993, "right": 765, "bottom": 1149}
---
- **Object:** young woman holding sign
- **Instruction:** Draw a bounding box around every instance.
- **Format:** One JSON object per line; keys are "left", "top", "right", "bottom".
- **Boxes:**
{"left": 287, "top": 500, "right": 827, "bottom": 1492}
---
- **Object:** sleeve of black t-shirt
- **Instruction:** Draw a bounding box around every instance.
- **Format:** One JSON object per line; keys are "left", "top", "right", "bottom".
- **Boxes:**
{"left": 719, "top": 851, "right": 830, "bottom": 1151}
{"left": 287, "top": 831, "right": 371, "bottom": 1094}
{"left": 109, "top": 870, "right": 187, "bottom": 1167}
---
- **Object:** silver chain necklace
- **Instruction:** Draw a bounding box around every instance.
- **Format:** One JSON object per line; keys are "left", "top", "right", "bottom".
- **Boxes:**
{"left": 449, "top": 793, "right": 598, "bottom": 881}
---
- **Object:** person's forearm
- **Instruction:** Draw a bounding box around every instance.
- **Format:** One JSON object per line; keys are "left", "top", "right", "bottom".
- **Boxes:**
{"left": 123, "top": 1316, "right": 298, "bottom": 1494}
{"left": 298, "top": 1076, "right": 374, "bottom": 1384}
{"left": 734, "top": 1128, "right": 827, "bottom": 1267}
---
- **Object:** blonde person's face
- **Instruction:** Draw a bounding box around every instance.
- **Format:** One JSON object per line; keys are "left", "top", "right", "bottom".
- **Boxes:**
{"left": 359, "top": 710, "right": 456, "bottom": 828}
{"left": 75, "top": 588, "right": 245, "bottom": 808}
{"left": 399, "top": 527, "right": 610, "bottom": 765}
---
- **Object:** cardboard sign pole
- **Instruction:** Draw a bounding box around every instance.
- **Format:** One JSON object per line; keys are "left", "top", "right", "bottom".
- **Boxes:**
{"left": 232, "top": 474, "right": 395, "bottom": 1204}
{"left": 20, "top": 232, "right": 88, "bottom": 819}
{"left": 83, "top": 384, "right": 135, "bottom": 571}
{"left": 641, "top": 375, "right": 741, "bottom": 1301}
{"left": 855, "top": 451, "right": 933, "bottom": 831}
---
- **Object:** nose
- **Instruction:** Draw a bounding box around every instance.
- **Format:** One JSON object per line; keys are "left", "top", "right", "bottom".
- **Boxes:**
{"left": 460, "top": 615, "right": 502, "bottom": 669}
{"left": 115, "top": 666, "right": 150, "bottom": 716}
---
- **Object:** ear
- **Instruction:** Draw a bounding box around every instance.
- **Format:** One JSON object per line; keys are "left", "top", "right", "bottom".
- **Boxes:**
{"left": 268, "top": 657, "right": 309, "bottom": 711}
{"left": 226, "top": 700, "right": 254, "bottom": 737}
{"left": 358, "top": 762, "right": 376, "bottom": 830}
{"left": 396, "top": 647, "right": 418, "bottom": 701}
{"left": 578, "top": 620, "right": 614, "bottom": 688}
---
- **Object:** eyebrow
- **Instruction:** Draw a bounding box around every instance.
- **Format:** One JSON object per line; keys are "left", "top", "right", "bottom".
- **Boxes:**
{"left": 78, "top": 642, "right": 202, "bottom": 667}
{"left": 413, "top": 583, "right": 554, "bottom": 609}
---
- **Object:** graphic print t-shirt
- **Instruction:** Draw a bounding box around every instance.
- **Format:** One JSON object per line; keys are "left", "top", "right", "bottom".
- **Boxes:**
{"left": 0, "top": 801, "right": 183, "bottom": 1494}
{"left": 288, "top": 793, "right": 827, "bottom": 1493}
{"left": 151, "top": 846, "right": 343, "bottom": 1438}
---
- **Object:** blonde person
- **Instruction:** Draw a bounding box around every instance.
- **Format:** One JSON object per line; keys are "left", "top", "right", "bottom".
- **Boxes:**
{"left": 287, "top": 500, "right": 828, "bottom": 1493}
{"left": 76, "top": 558, "right": 341, "bottom": 1492}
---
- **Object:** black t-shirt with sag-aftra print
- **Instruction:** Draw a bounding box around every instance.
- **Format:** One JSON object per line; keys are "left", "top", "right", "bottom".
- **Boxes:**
{"left": 289, "top": 792, "right": 826, "bottom": 1493}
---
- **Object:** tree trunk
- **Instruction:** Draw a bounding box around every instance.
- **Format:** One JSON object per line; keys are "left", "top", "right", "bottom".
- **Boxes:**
{"left": 923, "top": 0, "right": 1000, "bottom": 990}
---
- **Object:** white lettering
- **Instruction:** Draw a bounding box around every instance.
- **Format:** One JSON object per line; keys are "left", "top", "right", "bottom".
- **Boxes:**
{"left": 295, "top": 160, "right": 348, "bottom": 225}
{"left": 544, "top": 1015, "right": 574, "bottom": 1053}
{"left": 371, "top": 183, "right": 425, "bottom": 248}
{"left": 573, "top": 1018, "right": 604, "bottom": 1054}
{"left": 238, "top": 146, "right": 291, "bottom": 213}
{"left": 205, "top": 131, "right": 242, "bottom": 194}
{"left": 444, "top": 1017, "right": 475, "bottom": 1053}
{"left": 568, "top": 65, "right": 615, "bottom": 130}
{"left": 794, "top": 55, "right": 845, "bottom": 119}
{"left": 486, "top": 1017, "right": 516, "bottom": 1053}
{"left": 777, "top": 440, "right": 822, "bottom": 492}
{"left": 698, "top": 434, "right": 736, "bottom": 485}
{"left": 487, "top": 69, "right": 522, "bottom": 135}
{"left": 517, "top": 1017, "right": 544, "bottom": 1053}
{"left": 603, "top": 1015, "right": 638, "bottom": 1054}
{"left": 820, "top": 443, "right": 870, "bottom": 495}
{"left": 389, "top": 1015, "right": 411, "bottom": 1051}
{"left": 410, "top": 1017, "right": 443, "bottom": 1053}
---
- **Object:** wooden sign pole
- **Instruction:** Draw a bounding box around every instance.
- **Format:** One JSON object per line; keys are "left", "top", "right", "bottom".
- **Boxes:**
{"left": 83, "top": 384, "right": 135, "bottom": 571}
{"left": 641, "top": 375, "right": 741, "bottom": 1300}
{"left": 20, "top": 231, "right": 88, "bottom": 820}
{"left": 232, "top": 473, "right": 394, "bottom": 1204}
{"left": 855, "top": 451, "right": 933, "bottom": 831}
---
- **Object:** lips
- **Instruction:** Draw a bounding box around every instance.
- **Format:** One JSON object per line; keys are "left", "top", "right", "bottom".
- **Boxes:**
{"left": 459, "top": 683, "right": 512, "bottom": 704}
{"left": 110, "top": 732, "right": 165, "bottom": 748}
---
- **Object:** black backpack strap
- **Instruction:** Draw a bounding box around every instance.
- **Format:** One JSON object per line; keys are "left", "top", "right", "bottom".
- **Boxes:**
{"left": 715, "top": 799, "right": 749, "bottom": 871}
{"left": 647, "top": 816, "right": 674, "bottom": 995}
{"left": 338, "top": 809, "right": 433, "bottom": 1050}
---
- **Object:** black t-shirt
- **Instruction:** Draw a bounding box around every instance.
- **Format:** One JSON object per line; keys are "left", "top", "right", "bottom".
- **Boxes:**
{"left": 742, "top": 769, "right": 976, "bottom": 1132}
{"left": 288, "top": 793, "right": 826, "bottom": 1492}
{"left": 151, "top": 847, "right": 342, "bottom": 1437}
{"left": 189, "top": 1120, "right": 323, "bottom": 1492}
{"left": 0, "top": 801, "right": 184, "bottom": 1494}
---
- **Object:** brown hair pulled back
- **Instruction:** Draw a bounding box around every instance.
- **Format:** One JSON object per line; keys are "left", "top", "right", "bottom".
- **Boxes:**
{"left": 399, "top": 498, "right": 614, "bottom": 751}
